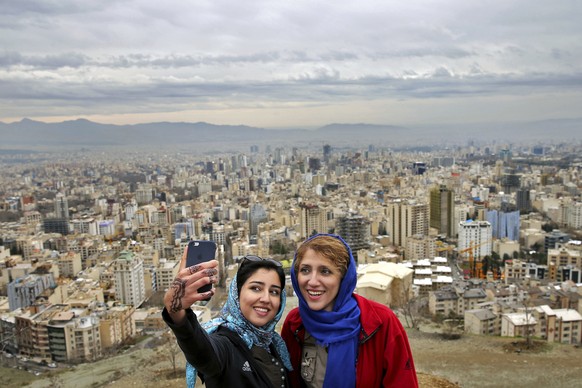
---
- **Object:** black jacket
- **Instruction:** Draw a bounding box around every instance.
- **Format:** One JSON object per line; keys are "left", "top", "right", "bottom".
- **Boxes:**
{"left": 163, "top": 308, "right": 287, "bottom": 388}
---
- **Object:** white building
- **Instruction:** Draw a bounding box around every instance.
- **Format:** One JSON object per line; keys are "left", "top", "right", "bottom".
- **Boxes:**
{"left": 113, "top": 251, "right": 146, "bottom": 308}
{"left": 458, "top": 220, "right": 492, "bottom": 259}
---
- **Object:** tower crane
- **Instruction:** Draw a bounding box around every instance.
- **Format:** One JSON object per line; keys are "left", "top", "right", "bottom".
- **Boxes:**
{"left": 459, "top": 239, "right": 491, "bottom": 279}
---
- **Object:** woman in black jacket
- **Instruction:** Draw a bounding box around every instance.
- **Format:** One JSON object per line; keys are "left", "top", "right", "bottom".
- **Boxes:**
{"left": 163, "top": 252, "right": 291, "bottom": 388}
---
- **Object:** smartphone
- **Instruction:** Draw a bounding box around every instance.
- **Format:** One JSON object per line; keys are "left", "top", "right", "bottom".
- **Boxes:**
{"left": 186, "top": 240, "right": 217, "bottom": 296}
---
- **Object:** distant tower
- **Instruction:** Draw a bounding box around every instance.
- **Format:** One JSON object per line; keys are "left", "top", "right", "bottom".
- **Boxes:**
{"left": 54, "top": 192, "right": 69, "bottom": 219}
{"left": 516, "top": 189, "right": 532, "bottom": 213}
{"left": 323, "top": 144, "right": 331, "bottom": 163}
{"left": 336, "top": 213, "right": 370, "bottom": 253}
{"left": 249, "top": 203, "right": 268, "bottom": 236}
{"left": 430, "top": 185, "right": 455, "bottom": 237}
{"left": 412, "top": 162, "right": 427, "bottom": 175}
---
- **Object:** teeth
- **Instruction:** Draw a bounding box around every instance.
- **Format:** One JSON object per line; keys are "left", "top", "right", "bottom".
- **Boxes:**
{"left": 255, "top": 307, "right": 268, "bottom": 312}
{"left": 308, "top": 291, "right": 323, "bottom": 296}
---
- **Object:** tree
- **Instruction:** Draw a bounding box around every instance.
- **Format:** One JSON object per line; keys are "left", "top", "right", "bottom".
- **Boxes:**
{"left": 481, "top": 256, "right": 491, "bottom": 277}
{"left": 157, "top": 331, "right": 182, "bottom": 378}
{"left": 400, "top": 281, "right": 420, "bottom": 330}
{"left": 522, "top": 298, "right": 535, "bottom": 349}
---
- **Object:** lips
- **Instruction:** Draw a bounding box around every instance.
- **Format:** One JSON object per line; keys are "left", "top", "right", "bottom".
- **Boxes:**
{"left": 307, "top": 290, "right": 324, "bottom": 298}
{"left": 253, "top": 306, "right": 270, "bottom": 316}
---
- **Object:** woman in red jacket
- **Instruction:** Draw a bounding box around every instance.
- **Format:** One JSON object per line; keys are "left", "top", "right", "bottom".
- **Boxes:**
{"left": 281, "top": 234, "right": 418, "bottom": 388}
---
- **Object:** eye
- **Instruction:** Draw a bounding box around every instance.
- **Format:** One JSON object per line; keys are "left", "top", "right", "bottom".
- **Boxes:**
{"left": 299, "top": 267, "right": 310, "bottom": 274}
{"left": 270, "top": 289, "right": 281, "bottom": 296}
{"left": 320, "top": 267, "right": 332, "bottom": 275}
{"left": 250, "top": 286, "right": 261, "bottom": 292}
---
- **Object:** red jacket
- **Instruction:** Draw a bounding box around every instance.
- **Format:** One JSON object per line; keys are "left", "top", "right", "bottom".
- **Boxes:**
{"left": 281, "top": 294, "right": 418, "bottom": 388}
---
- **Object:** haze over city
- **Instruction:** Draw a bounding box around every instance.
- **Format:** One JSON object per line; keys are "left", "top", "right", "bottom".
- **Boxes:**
{"left": 1, "top": 1, "right": 582, "bottom": 131}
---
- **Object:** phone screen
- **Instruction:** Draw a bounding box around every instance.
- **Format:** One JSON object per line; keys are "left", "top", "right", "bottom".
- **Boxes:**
{"left": 186, "top": 240, "right": 217, "bottom": 296}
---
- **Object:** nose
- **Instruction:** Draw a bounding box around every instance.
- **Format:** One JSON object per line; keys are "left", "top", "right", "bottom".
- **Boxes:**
{"left": 259, "top": 289, "right": 270, "bottom": 303}
{"left": 306, "top": 272, "right": 320, "bottom": 286}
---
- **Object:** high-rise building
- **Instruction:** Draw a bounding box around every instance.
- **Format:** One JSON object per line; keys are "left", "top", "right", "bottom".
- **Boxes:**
{"left": 43, "top": 218, "right": 70, "bottom": 235}
{"left": 516, "top": 189, "right": 532, "bottom": 213}
{"left": 387, "top": 199, "right": 429, "bottom": 248}
{"left": 323, "top": 144, "right": 331, "bottom": 163}
{"left": 458, "top": 220, "right": 492, "bottom": 259}
{"left": 412, "top": 162, "right": 427, "bottom": 175}
{"left": 486, "top": 209, "right": 520, "bottom": 241}
{"left": 54, "top": 192, "right": 69, "bottom": 219}
{"left": 113, "top": 251, "right": 146, "bottom": 308}
{"left": 299, "top": 203, "right": 329, "bottom": 239}
{"left": 249, "top": 203, "right": 268, "bottom": 236}
{"left": 430, "top": 185, "right": 455, "bottom": 237}
{"left": 336, "top": 213, "right": 370, "bottom": 253}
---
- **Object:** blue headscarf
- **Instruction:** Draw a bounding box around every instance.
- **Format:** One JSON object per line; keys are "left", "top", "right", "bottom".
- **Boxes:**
{"left": 186, "top": 273, "right": 292, "bottom": 387}
{"left": 291, "top": 233, "right": 361, "bottom": 388}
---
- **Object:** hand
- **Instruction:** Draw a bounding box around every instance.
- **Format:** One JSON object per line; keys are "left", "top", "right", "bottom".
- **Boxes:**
{"left": 164, "top": 249, "right": 219, "bottom": 323}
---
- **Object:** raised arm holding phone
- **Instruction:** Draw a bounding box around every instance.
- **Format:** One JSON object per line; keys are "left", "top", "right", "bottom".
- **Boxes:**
{"left": 163, "top": 242, "right": 292, "bottom": 388}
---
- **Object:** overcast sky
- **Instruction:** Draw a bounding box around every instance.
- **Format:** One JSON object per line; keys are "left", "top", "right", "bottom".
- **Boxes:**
{"left": 1, "top": 0, "right": 581, "bottom": 128}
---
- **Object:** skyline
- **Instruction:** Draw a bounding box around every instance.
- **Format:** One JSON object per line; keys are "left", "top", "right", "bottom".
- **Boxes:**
{"left": 1, "top": 1, "right": 582, "bottom": 129}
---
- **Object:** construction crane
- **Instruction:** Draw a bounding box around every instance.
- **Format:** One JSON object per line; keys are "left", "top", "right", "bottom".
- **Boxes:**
{"left": 458, "top": 240, "right": 491, "bottom": 279}
{"left": 435, "top": 242, "right": 455, "bottom": 258}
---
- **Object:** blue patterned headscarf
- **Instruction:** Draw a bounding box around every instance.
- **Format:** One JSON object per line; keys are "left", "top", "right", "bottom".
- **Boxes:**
{"left": 186, "top": 273, "right": 292, "bottom": 387}
{"left": 291, "top": 233, "right": 361, "bottom": 388}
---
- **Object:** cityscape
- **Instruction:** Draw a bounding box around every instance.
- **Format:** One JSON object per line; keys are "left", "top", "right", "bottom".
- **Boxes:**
{"left": 1, "top": 131, "right": 581, "bottom": 386}
{"left": 2, "top": 1, "right": 582, "bottom": 386}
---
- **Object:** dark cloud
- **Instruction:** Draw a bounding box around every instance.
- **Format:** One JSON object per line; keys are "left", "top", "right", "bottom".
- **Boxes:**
{"left": 0, "top": 0, "right": 580, "bottom": 125}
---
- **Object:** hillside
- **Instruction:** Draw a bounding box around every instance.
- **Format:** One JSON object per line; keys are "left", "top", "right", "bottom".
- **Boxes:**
{"left": 4, "top": 321, "right": 581, "bottom": 388}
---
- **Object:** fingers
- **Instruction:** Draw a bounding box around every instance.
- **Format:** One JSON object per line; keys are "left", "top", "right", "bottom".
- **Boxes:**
{"left": 179, "top": 248, "right": 187, "bottom": 271}
{"left": 168, "top": 278, "right": 187, "bottom": 313}
{"left": 181, "top": 259, "right": 218, "bottom": 277}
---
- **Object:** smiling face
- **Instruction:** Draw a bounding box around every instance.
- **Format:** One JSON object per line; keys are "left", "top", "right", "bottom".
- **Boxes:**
{"left": 239, "top": 268, "right": 282, "bottom": 327}
{"left": 296, "top": 248, "right": 342, "bottom": 312}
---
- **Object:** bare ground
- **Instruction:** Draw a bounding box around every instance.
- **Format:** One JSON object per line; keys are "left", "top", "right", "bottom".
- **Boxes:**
{"left": 4, "top": 325, "right": 582, "bottom": 388}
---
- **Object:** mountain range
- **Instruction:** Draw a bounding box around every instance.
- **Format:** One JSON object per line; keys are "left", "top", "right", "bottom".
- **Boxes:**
{"left": 0, "top": 118, "right": 580, "bottom": 151}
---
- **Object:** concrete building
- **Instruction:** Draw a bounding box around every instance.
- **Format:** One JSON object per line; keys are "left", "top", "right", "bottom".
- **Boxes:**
{"left": 387, "top": 199, "right": 429, "bottom": 248}
{"left": 458, "top": 220, "right": 492, "bottom": 260}
{"left": 112, "top": 251, "right": 146, "bottom": 308}
{"left": 58, "top": 251, "right": 82, "bottom": 278}
{"left": 405, "top": 234, "right": 436, "bottom": 261}
{"left": 486, "top": 209, "right": 520, "bottom": 241}
{"left": 501, "top": 312, "right": 537, "bottom": 338}
{"left": 464, "top": 309, "right": 500, "bottom": 336}
{"left": 8, "top": 273, "right": 56, "bottom": 311}
{"left": 299, "top": 203, "right": 329, "bottom": 238}
{"left": 336, "top": 212, "right": 370, "bottom": 253}
{"left": 430, "top": 185, "right": 455, "bottom": 237}
{"left": 54, "top": 193, "right": 69, "bottom": 219}
{"left": 356, "top": 262, "right": 414, "bottom": 308}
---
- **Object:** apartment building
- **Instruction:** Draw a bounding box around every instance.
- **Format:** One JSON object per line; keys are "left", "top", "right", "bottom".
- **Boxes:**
{"left": 8, "top": 273, "right": 56, "bottom": 311}
{"left": 547, "top": 241, "right": 582, "bottom": 282}
{"left": 112, "top": 251, "right": 146, "bottom": 308}
{"left": 386, "top": 199, "right": 429, "bottom": 248}
{"left": 429, "top": 286, "right": 488, "bottom": 317}
{"left": 464, "top": 309, "right": 499, "bottom": 335}
{"left": 355, "top": 261, "right": 414, "bottom": 308}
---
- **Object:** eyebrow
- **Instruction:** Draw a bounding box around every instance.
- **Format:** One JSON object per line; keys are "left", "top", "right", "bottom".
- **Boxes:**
{"left": 249, "top": 280, "right": 281, "bottom": 289}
